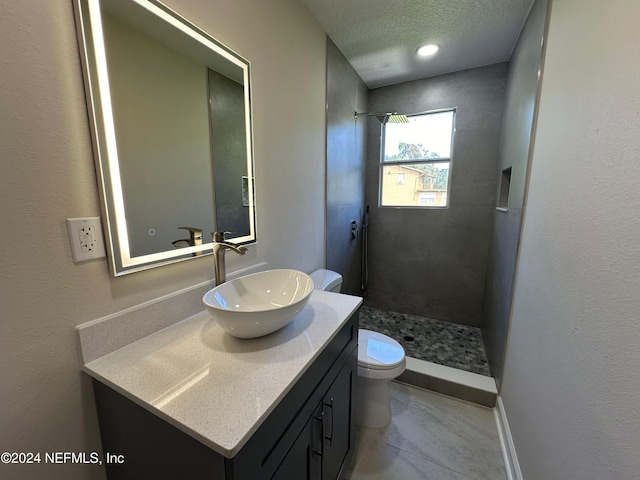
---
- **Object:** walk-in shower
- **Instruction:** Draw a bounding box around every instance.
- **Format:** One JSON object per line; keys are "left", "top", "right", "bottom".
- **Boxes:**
{"left": 354, "top": 107, "right": 492, "bottom": 377}
{"left": 357, "top": 203, "right": 490, "bottom": 376}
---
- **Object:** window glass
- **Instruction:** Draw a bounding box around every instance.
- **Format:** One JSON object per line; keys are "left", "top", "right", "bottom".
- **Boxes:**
{"left": 380, "top": 110, "right": 454, "bottom": 208}
{"left": 384, "top": 110, "right": 453, "bottom": 162}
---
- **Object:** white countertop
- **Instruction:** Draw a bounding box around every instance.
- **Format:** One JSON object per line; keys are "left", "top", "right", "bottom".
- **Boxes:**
{"left": 82, "top": 290, "right": 362, "bottom": 458}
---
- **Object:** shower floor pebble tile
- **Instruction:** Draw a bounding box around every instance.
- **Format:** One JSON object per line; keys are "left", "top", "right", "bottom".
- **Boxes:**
{"left": 358, "top": 306, "right": 491, "bottom": 376}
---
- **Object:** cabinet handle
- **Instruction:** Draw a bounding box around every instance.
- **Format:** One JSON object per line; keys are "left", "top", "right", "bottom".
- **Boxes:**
{"left": 312, "top": 410, "right": 324, "bottom": 457}
{"left": 323, "top": 397, "right": 334, "bottom": 446}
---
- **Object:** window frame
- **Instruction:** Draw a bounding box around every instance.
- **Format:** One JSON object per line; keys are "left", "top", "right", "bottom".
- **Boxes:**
{"left": 378, "top": 108, "right": 456, "bottom": 209}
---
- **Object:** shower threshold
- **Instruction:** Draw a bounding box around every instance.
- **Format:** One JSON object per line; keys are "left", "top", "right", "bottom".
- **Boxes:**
{"left": 358, "top": 305, "right": 497, "bottom": 406}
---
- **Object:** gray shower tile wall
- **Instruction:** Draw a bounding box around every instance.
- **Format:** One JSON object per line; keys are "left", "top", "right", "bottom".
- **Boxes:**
{"left": 359, "top": 306, "right": 490, "bottom": 376}
{"left": 482, "top": 0, "right": 550, "bottom": 384}
{"left": 364, "top": 64, "right": 508, "bottom": 327}
{"left": 363, "top": 205, "right": 494, "bottom": 325}
{"left": 325, "top": 38, "right": 368, "bottom": 295}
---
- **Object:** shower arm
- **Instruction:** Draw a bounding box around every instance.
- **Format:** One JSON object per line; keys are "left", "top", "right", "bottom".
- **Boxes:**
{"left": 354, "top": 111, "right": 409, "bottom": 124}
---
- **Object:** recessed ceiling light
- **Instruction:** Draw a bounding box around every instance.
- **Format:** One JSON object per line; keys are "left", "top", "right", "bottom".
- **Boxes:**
{"left": 417, "top": 43, "right": 439, "bottom": 57}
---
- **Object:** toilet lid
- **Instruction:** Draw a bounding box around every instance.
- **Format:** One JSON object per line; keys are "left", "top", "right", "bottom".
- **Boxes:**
{"left": 358, "top": 329, "right": 405, "bottom": 370}
{"left": 309, "top": 269, "right": 342, "bottom": 291}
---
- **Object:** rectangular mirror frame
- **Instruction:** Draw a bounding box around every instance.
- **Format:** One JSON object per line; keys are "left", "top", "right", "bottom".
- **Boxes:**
{"left": 73, "top": 0, "right": 256, "bottom": 275}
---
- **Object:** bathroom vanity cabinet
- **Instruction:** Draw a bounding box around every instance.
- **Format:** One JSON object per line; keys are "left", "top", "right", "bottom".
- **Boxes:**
{"left": 271, "top": 352, "right": 355, "bottom": 480}
{"left": 88, "top": 302, "right": 359, "bottom": 480}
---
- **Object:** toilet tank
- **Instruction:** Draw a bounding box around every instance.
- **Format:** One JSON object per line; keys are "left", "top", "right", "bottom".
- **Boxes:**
{"left": 310, "top": 269, "right": 343, "bottom": 293}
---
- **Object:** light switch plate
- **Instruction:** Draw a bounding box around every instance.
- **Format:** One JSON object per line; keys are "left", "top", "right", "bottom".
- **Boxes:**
{"left": 66, "top": 217, "right": 107, "bottom": 263}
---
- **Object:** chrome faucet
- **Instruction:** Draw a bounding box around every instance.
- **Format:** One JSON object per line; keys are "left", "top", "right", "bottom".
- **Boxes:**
{"left": 212, "top": 231, "right": 248, "bottom": 286}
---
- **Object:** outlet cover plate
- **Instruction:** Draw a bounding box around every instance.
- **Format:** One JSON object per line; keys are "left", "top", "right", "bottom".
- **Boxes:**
{"left": 66, "top": 217, "right": 107, "bottom": 263}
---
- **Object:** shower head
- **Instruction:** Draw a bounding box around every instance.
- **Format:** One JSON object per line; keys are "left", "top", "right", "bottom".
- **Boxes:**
{"left": 355, "top": 111, "right": 409, "bottom": 124}
{"left": 385, "top": 114, "right": 410, "bottom": 123}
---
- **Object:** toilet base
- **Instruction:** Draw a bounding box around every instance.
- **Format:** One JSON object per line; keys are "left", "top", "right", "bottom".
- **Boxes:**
{"left": 355, "top": 376, "right": 392, "bottom": 428}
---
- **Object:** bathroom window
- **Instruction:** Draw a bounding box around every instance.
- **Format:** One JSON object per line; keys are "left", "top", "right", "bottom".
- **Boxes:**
{"left": 380, "top": 109, "right": 455, "bottom": 208}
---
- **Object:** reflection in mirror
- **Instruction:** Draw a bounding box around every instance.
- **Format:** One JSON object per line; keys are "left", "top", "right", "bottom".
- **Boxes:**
{"left": 208, "top": 69, "right": 252, "bottom": 241}
{"left": 73, "top": 0, "right": 256, "bottom": 275}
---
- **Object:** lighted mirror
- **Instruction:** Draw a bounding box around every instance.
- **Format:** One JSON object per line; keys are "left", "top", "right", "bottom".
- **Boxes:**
{"left": 73, "top": 0, "right": 256, "bottom": 275}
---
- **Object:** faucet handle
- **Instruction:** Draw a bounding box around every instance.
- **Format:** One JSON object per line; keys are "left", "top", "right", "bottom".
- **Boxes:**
{"left": 178, "top": 227, "right": 203, "bottom": 244}
{"left": 212, "top": 231, "right": 233, "bottom": 242}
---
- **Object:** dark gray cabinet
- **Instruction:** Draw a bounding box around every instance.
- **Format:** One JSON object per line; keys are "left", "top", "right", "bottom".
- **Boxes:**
{"left": 93, "top": 311, "right": 358, "bottom": 480}
{"left": 321, "top": 362, "right": 354, "bottom": 480}
{"left": 271, "top": 404, "right": 323, "bottom": 480}
{"left": 271, "top": 353, "right": 355, "bottom": 480}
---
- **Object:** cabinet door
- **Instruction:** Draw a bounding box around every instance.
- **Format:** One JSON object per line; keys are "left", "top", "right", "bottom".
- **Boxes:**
{"left": 271, "top": 404, "right": 323, "bottom": 480}
{"left": 321, "top": 352, "right": 356, "bottom": 480}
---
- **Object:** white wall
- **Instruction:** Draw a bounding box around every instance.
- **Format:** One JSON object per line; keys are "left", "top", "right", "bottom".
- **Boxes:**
{"left": 501, "top": 0, "right": 640, "bottom": 478}
{"left": 0, "top": 0, "right": 326, "bottom": 478}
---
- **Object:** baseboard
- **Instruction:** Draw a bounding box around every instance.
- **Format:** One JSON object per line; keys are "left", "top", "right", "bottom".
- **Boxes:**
{"left": 494, "top": 395, "right": 523, "bottom": 480}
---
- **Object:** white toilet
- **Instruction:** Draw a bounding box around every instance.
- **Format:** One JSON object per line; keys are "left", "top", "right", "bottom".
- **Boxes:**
{"left": 309, "top": 268, "right": 343, "bottom": 293}
{"left": 310, "top": 269, "right": 407, "bottom": 428}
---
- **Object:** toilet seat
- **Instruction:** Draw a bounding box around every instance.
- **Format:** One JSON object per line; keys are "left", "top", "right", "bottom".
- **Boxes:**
{"left": 358, "top": 329, "right": 405, "bottom": 371}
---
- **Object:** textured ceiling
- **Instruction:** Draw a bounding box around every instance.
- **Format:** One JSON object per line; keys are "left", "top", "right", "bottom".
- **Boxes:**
{"left": 301, "top": 0, "right": 534, "bottom": 88}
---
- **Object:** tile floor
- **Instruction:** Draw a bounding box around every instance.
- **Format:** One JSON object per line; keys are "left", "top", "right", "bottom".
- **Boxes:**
{"left": 359, "top": 306, "right": 491, "bottom": 376}
{"left": 347, "top": 382, "right": 506, "bottom": 480}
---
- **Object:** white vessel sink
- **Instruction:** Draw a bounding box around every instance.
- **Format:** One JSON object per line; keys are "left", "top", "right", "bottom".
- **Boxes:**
{"left": 202, "top": 269, "right": 314, "bottom": 339}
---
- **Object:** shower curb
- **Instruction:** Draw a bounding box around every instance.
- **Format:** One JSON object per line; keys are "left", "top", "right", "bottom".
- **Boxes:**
{"left": 396, "top": 357, "right": 497, "bottom": 407}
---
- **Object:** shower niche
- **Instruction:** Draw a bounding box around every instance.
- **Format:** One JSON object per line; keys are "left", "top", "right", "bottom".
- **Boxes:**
{"left": 497, "top": 166, "right": 512, "bottom": 210}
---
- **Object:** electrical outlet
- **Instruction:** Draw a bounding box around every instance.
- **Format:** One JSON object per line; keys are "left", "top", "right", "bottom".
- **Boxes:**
{"left": 67, "top": 217, "right": 106, "bottom": 263}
